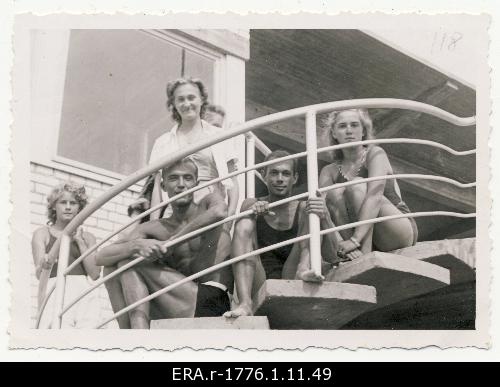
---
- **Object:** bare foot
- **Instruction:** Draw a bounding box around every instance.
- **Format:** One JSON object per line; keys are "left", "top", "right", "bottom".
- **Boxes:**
{"left": 224, "top": 303, "right": 253, "bottom": 318}
{"left": 298, "top": 269, "right": 325, "bottom": 283}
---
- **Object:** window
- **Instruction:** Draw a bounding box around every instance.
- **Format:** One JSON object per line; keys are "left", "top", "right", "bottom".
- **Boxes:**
{"left": 56, "top": 30, "right": 216, "bottom": 176}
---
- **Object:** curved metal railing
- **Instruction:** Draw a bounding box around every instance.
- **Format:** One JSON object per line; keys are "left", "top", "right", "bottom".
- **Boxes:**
{"left": 35, "top": 98, "right": 476, "bottom": 329}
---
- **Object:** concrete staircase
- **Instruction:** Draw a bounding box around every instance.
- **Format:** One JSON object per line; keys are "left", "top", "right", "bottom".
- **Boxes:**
{"left": 151, "top": 238, "right": 475, "bottom": 330}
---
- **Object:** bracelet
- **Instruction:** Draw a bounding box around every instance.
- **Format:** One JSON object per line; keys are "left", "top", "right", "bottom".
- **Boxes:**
{"left": 349, "top": 236, "right": 361, "bottom": 249}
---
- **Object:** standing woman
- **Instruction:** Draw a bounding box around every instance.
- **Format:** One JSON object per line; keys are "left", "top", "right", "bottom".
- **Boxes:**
{"left": 319, "top": 109, "right": 418, "bottom": 260}
{"left": 31, "top": 182, "right": 101, "bottom": 328}
{"left": 148, "top": 78, "right": 238, "bottom": 221}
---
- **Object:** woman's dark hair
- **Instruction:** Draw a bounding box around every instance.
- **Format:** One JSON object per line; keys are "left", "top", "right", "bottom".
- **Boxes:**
{"left": 166, "top": 78, "right": 209, "bottom": 124}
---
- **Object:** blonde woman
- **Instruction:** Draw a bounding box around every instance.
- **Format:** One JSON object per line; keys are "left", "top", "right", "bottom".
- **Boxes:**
{"left": 319, "top": 109, "right": 418, "bottom": 260}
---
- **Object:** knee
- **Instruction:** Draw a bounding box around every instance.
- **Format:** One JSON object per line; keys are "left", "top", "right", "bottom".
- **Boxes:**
{"left": 234, "top": 219, "right": 255, "bottom": 240}
{"left": 326, "top": 189, "right": 344, "bottom": 206}
{"left": 345, "top": 179, "right": 366, "bottom": 201}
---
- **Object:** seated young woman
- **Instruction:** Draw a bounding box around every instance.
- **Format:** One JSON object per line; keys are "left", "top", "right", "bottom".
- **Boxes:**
{"left": 319, "top": 108, "right": 418, "bottom": 260}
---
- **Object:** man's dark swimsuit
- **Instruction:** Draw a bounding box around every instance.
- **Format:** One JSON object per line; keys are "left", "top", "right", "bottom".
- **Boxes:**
{"left": 256, "top": 202, "right": 301, "bottom": 279}
{"left": 194, "top": 283, "right": 230, "bottom": 317}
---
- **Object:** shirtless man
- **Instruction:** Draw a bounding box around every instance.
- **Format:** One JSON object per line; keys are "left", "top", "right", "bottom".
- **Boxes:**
{"left": 96, "top": 157, "right": 233, "bottom": 329}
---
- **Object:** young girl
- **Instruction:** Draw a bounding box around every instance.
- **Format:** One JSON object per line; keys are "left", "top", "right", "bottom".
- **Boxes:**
{"left": 319, "top": 109, "right": 418, "bottom": 259}
{"left": 31, "top": 182, "right": 101, "bottom": 328}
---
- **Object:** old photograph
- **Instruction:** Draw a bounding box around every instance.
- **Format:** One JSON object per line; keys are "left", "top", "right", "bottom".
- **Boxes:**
{"left": 8, "top": 13, "right": 490, "bottom": 350}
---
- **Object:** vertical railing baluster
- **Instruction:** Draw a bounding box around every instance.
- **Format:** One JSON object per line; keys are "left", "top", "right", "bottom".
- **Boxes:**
{"left": 51, "top": 233, "right": 71, "bottom": 329}
{"left": 246, "top": 133, "right": 256, "bottom": 198}
{"left": 305, "top": 110, "right": 322, "bottom": 276}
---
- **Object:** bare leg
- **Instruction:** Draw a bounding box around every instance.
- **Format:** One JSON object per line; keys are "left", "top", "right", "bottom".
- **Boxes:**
{"left": 344, "top": 180, "right": 414, "bottom": 252}
{"left": 326, "top": 188, "right": 353, "bottom": 240}
{"left": 118, "top": 259, "right": 150, "bottom": 329}
{"left": 372, "top": 202, "right": 414, "bottom": 251}
{"left": 224, "top": 217, "right": 266, "bottom": 317}
{"left": 135, "top": 263, "right": 198, "bottom": 318}
{"left": 103, "top": 265, "right": 130, "bottom": 329}
{"left": 344, "top": 181, "right": 373, "bottom": 253}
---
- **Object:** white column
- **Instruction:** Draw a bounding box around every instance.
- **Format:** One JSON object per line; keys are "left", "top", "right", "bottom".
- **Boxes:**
{"left": 30, "top": 29, "right": 71, "bottom": 164}
{"left": 245, "top": 134, "right": 256, "bottom": 198}
{"left": 222, "top": 54, "right": 247, "bottom": 203}
{"left": 305, "top": 111, "right": 322, "bottom": 275}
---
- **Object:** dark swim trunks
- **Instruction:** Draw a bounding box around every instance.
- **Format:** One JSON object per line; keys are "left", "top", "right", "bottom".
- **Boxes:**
{"left": 194, "top": 283, "right": 230, "bottom": 317}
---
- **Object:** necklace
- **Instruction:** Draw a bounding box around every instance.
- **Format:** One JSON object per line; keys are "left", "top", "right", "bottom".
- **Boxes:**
{"left": 338, "top": 148, "right": 367, "bottom": 181}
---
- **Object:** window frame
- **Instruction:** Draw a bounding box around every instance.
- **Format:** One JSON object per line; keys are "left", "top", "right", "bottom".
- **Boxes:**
{"left": 49, "top": 29, "right": 226, "bottom": 185}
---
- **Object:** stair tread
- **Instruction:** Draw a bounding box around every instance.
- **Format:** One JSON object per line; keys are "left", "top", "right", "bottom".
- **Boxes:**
{"left": 326, "top": 251, "right": 450, "bottom": 308}
{"left": 252, "top": 279, "right": 376, "bottom": 329}
{"left": 150, "top": 316, "right": 270, "bottom": 329}
{"left": 392, "top": 238, "right": 475, "bottom": 284}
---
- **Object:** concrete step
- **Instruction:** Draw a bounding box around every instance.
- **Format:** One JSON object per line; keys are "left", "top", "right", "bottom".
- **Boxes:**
{"left": 150, "top": 316, "right": 270, "bottom": 329}
{"left": 391, "top": 238, "right": 475, "bottom": 284}
{"left": 252, "top": 279, "right": 377, "bottom": 329}
{"left": 342, "top": 281, "right": 476, "bottom": 330}
{"left": 325, "top": 252, "right": 450, "bottom": 308}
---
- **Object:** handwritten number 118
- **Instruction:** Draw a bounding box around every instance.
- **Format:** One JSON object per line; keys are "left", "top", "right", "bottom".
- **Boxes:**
{"left": 431, "top": 31, "right": 463, "bottom": 53}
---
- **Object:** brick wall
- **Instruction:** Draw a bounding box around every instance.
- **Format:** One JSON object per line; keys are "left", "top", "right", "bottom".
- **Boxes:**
{"left": 30, "top": 162, "right": 141, "bottom": 328}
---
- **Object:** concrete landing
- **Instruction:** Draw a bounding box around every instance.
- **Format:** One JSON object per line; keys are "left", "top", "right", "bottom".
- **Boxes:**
{"left": 252, "top": 279, "right": 377, "bottom": 330}
{"left": 150, "top": 316, "right": 270, "bottom": 329}
{"left": 392, "top": 238, "right": 475, "bottom": 284}
{"left": 325, "top": 252, "right": 450, "bottom": 308}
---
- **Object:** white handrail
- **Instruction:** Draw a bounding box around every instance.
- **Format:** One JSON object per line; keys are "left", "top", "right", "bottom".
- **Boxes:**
{"left": 64, "top": 137, "right": 475, "bottom": 276}
{"left": 245, "top": 133, "right": 256, "bottom": 198}
{"left": 305, "top": 111, "right": 322, "bottom": 275}
{"left": 55, "top": 172, "right": 475, "bottom": 322}
{"left": 37, "top": 136, "right": 476, "bottom": 326}
{"left": 249, "top": 132, "right": 272, "bottom": 155}
{"left": 37, "top": 140, "right": 476, "bottom": 327}
{"left": 318, "top": 138, "right": 476, "bottom": 157}
{"left": 37, "top": 169, "right": 476, "bottom": 327}
{"left": 58, "top": 99, "right": 476, "bottom": 237}
{"left": 46, "top": 99, "right": 476, "bottom": 328}
{"left": 94, "top": 210, "right": 476, "bottom": 329}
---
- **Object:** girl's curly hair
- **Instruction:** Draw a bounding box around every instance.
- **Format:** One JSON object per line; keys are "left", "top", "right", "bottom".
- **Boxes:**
{"left": 166, "top": 78, "right": 209, "bottom": 124}
{"left": 46, "top": 182, "right": 88, "bottom": 225}
{"left": 321, "top": 108, "right": 375, "bottom": 161}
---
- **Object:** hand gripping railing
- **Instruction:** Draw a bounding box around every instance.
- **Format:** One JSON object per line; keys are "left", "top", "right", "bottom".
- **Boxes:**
{"left": 245, "top": 132, "right": 271, "bottom": 194}
{"left": 38, "top": 98, "right": 475, "bottom": 329}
